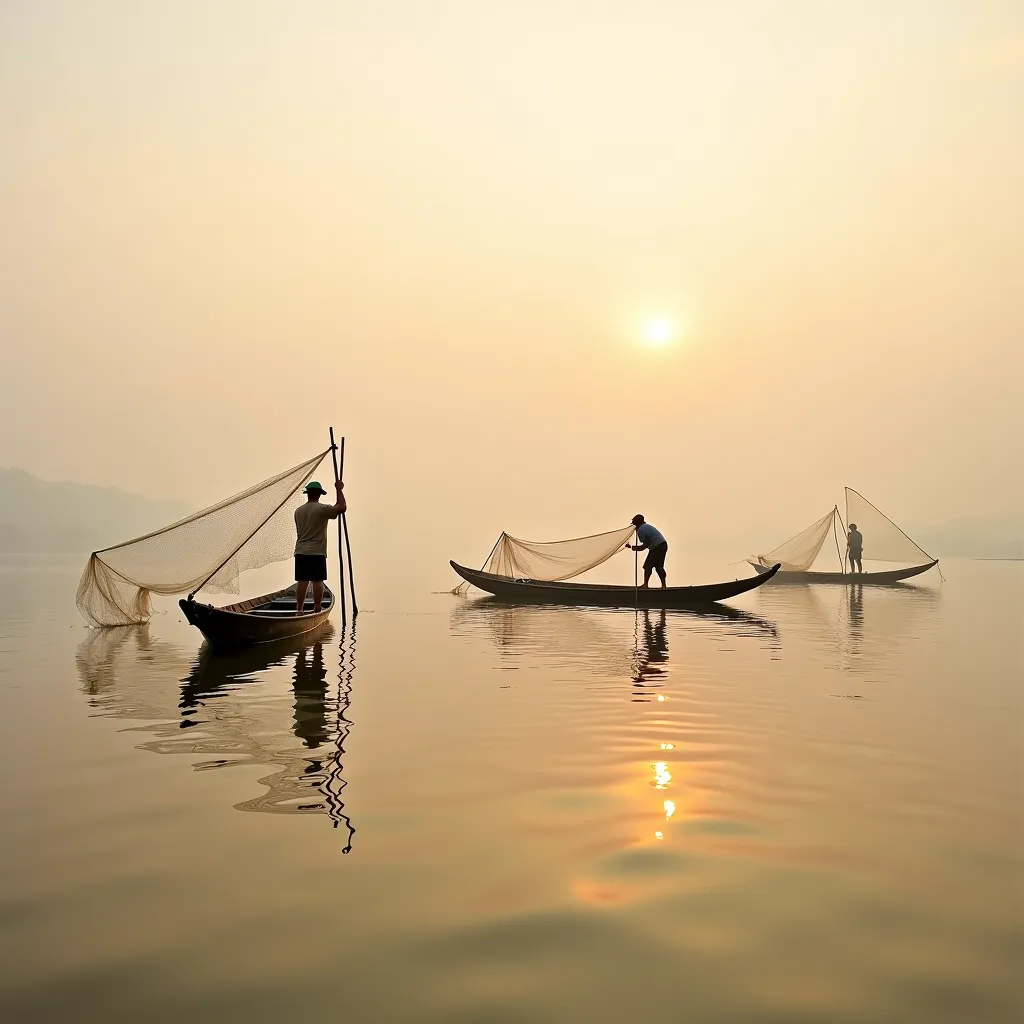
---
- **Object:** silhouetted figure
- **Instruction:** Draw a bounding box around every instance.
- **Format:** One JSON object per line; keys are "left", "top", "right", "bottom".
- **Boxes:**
{"left": 626, "top": 514, "right": 669, "bottom": 588}
{"left": 847, "top": 524, "right": 864, "bottom": 573}
{"left": 292, "top": 642, "right": 329, "bottom": 749}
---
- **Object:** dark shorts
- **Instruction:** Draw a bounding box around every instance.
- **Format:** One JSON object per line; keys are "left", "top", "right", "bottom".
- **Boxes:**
{"left": 644, "top": 542, "right": 668, "bottom": 573}
{"left": 295, "top": 554, "right": 328, "bottom": 582}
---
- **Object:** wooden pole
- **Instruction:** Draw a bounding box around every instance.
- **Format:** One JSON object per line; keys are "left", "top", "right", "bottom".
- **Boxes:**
{"left": 831, "top": 506, "right": 844, "bottom": 573}
{"left": 634, "top": 529, "right": 639, "bottom": 608}
{"left": 835, "top": 503, "right": 850, "bottom": 575}
{"left": 339, "top": 436, "right": 358, "bottom": 616}
{"left": 329, "top": 427, "right": 347, "bottom": 626}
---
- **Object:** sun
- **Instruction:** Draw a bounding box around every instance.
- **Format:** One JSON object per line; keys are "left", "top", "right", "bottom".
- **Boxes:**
{"left": 642, "top": 317, "right": 674, "bottom": 348}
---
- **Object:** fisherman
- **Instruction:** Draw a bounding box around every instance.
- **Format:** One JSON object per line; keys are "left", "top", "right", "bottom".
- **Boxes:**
{"left": 846, "top": 523, "right": 864, "bottom": 573}
{"left": 293, "top": 479, "right": 346, "bottom": 612}
{"left": 625, "top": 514, "right": 669, "bottom": 588}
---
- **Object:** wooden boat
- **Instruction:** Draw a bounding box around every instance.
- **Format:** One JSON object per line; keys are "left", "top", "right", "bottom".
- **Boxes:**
{"left": 449, "top": 561, "right": 780, "bottom": 608}
{"left": 179, "top": 584, "right": 334, "bottom": 652}
{"left": 747, "top": 559, "right": 938, "bottom": 585}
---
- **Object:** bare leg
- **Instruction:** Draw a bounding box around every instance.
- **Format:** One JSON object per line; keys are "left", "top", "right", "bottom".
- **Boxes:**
{"left": 312, "top": 581, "right": 324, "bottom": 612}
{"left": 642, "top": 569, "right": 652, "bottom": 588}
{"left": 295, "top": 581, "right": 310, "bottom": 613}
{"left": 657, "top": 569, "right": 667, "bottom": 588}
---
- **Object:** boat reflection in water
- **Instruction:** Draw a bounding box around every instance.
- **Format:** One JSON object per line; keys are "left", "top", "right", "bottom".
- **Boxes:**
{"left": 450, "top": 597, "right": 778, "bottom": 676}
{"left": 76, "top": 620, "right": 357, "bottom": 852}
{"left": 752, "top": 578, "right": 940, "bottom": 675}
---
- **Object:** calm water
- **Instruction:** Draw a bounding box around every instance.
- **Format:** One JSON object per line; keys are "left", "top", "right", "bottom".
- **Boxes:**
{"left": 0, "top": 555, "right": 1021, "bottom": 1022}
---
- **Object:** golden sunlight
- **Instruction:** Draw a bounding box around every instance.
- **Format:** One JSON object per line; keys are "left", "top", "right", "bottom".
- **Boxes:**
{"left": 641, "top": 317, "right": 674, "bottom": 348}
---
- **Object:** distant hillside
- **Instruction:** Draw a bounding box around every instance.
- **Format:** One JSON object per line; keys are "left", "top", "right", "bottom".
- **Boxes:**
{"left": 911, "top": 516, "right": 1023, "bottom": 560}
{"left": 0, "top": 468, "right": 191, "bottom": 553}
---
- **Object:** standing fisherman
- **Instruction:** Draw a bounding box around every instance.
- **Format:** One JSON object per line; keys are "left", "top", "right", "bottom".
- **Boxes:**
{"left": 846, "top": 523, "right": 864, "bottom": 574}
{"left": 625, "top": 514, "right": 669, "bottom": 588}
{"left": 293, "top": 479, "right": 346, "bottom": 612}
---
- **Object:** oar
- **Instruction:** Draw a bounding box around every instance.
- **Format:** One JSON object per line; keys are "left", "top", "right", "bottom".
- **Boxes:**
{"left": 338, "top": 436, "right": 358, "bottom": 617}
{"left": 328, "top": 427, "right": 347, "bottom": 626}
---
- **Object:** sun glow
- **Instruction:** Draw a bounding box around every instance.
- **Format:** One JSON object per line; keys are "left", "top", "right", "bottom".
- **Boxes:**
{"left": 642, "top": 317, "right": 674, "bottom": 348}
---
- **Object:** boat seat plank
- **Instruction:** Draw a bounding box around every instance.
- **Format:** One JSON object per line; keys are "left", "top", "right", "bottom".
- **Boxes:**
{"left": 247, "top": 606, "right": 327, "bottom": 614}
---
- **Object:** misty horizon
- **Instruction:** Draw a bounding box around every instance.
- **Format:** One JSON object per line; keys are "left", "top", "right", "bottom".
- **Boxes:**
{"left": 1, "top": 1, "right": 1021, "bottom": 581}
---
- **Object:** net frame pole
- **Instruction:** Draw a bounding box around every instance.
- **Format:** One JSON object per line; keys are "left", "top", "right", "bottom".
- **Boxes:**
{"left": 831, "top": 506, "right": 844, "bottom": 573}
{"left": 329, "top": 427, "right": 347, "bottom": 627}
{"left": 846, "top": 487, "right": 935, "bottom": 563}
{"left": 187, "top": 453, "right": 328, "bottom": 601}
{"left": 339, "top": 436, "right": 358, "bottom": 617}
{"left": 835, "top": 502, "right": 850, "bottom": 575}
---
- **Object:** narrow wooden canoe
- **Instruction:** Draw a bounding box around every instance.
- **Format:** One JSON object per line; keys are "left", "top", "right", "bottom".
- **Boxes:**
{"left": 450, "top": 561, "right": 780, "bottom": 608}
{"left": 747, "top": 560, "right": 938, "bottom": 585}
{"left": 179, "top": 585, "right": 334, "bottom": 652}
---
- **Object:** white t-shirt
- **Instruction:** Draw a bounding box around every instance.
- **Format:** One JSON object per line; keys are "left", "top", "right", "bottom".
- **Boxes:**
{"left": 636, "top": 523, "right": 666, "bottom": 548}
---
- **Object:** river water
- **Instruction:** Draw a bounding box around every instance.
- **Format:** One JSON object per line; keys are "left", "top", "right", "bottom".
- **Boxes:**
{"left": 0, "top": 555, "right": 1020, "bottom": 1022}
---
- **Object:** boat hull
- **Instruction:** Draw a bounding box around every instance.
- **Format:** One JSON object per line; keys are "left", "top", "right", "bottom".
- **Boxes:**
{"left": 450, "top": 561, "right": 779, "bottom": 607}
{"left": 180, "top": 585, "right": 334, "bottom": 652}
{"left": 747, "top": 560, "right": 938, "bottom": 585}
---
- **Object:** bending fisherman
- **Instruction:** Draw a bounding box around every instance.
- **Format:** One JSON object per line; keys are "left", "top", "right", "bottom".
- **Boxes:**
{"left": 626, "top": 514, "right": 669, "bottom": 588}
{"left": 293, "top": 479, "right": 346, "bottom": 612}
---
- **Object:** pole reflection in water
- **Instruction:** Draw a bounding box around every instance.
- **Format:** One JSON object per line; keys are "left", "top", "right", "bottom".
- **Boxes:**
{"left": 324, "top": 625, "right": 357, "bottom": 853}
{"left": 76, "top": 620, "right": 358, "bottom": 853}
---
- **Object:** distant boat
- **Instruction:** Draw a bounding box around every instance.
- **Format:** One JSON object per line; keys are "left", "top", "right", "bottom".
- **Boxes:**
{"left": 748, "top": 488, "right": 938, "bottom": 584}
{"left": 180, "top": 585, "right": 334, "bottom": 652}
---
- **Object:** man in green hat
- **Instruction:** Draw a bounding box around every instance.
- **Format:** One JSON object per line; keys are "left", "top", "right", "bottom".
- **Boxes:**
{"left": 293, "top": 478, "right": 346, "bottom": 612}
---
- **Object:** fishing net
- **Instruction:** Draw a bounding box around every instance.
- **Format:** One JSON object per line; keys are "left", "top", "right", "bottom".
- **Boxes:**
{"left": 845, "top": 488, "right": 933, "bottom": 565}
{"left": 455, "top": 525, "right": 636, "bottom": 593}
{"left": 755, "top": 509, "right": 837, "bottom": 571}
{"left": 77, "top": 451, "right": 329, "bottom": 627}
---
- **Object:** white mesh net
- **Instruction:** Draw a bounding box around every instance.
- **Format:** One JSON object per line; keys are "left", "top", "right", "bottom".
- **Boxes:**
{"left": 755, "top": 509, "right": 837, "bottom": 571}
{"left": 845, "top": 488, "right": 933, "bottom": 565}
{"left": 77, "top": 451, "right": 329, "bottom": 627}
{"left": 456, "top": 525, "right": 636, "bottom": 592}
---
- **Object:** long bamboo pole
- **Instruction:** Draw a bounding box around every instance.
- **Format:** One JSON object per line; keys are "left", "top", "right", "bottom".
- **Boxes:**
{"left": 835, "top": 503, "right": 850, "bottom": 576}
{"left": 339, "top": 436, "right": 358, "bottom": 616}
{"left": 831, "top": 506, "right": 844, "bottom": 573}
{"left": 329, "top": 427, "right": 347, "bottom": 626}
{"left": 634, "top": 529, "right": 639, "bottom": 608}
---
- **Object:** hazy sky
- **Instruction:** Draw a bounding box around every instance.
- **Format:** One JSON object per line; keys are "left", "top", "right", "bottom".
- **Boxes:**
{"left": 1, "top": 1, "right": 1021, "bottom": 583}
